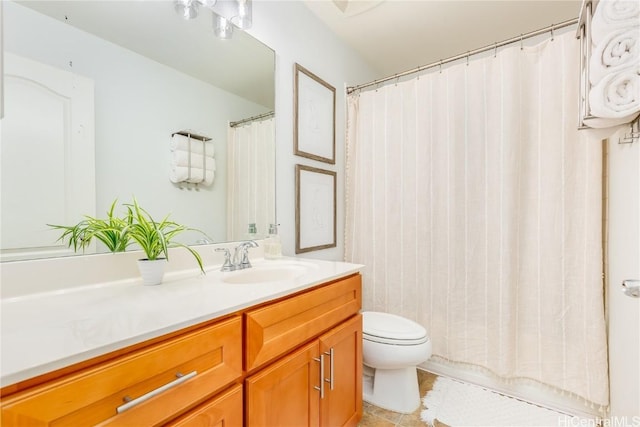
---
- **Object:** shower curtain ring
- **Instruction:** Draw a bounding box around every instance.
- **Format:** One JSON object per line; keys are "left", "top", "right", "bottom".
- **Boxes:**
{"left": 395, "top": 74, "right": 399, "bottom": 86}
{"left": 494, "top": 42, "right": 498, "bottom": 58}
{"left": 439, "top": 60, "right": 443, "bottom": 73}
{"left": 520, "top": 34, "right": 524, "bottom": 50}
{"left": 466, "top": 52, "right": 470, "bottom": 66}
{"left": 550, "top": 24, "right": 555, "bottom": 41}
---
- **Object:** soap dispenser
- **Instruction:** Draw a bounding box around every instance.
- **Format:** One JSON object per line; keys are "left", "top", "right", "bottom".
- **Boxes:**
{"left": 247, "top": 223, "right": 257, "bottom": 240}
{"left": 264, "top": 223, "right": 282, "bottom": 259}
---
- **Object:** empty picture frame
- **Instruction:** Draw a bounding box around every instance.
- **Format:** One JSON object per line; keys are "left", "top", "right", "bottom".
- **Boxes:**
{"left": 295, "top": 164, "right": 337, "bottom": 253}
{"left": 294, "top": 63, "right": 336, "bottom": 164}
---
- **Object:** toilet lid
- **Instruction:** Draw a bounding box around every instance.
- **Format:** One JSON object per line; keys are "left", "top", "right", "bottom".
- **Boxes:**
{"left": 362, "top": 311, "right": 428, "bottom": 342}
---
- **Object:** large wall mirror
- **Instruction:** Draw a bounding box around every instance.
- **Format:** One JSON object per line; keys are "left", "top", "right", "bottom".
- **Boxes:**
{"left": 1, "top": 0, "right": 276, "bottom": 261}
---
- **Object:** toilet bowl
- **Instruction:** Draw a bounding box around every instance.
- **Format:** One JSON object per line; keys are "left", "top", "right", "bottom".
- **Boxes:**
{"left": 362, "top": 311, "right": 432, "bottom": 414}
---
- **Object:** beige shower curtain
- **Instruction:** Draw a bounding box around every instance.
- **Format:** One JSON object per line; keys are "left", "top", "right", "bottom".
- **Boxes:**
{"left": 345, "top": 32, "right": 609, "bottom": 408}
{"left": 226, "top": 117, "right": 275, "bottom": 241}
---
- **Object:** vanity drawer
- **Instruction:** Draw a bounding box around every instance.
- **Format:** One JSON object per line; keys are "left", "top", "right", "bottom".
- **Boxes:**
{"left": 1, "top": 316, "right": 242, "bottom": 427}
{"left": 245, "top": 274, "right": 361, "bottom": 371}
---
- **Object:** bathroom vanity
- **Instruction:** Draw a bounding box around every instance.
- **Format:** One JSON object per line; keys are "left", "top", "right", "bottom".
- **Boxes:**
{"left": 0, "top": 258, "right": 363, "bottom": 426}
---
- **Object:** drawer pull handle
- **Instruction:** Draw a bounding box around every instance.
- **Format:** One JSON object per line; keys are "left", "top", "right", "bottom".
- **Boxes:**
{"left": 324, "top": 348, "right": 334, "bottom": 390}
{"left": 313, "top": 356, "right": 324, "bottom": 399}
{"left": 116, "top": 370, "right": 197, "bottom": 414}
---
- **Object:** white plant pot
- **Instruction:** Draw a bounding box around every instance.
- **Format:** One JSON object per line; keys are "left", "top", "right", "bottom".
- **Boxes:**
{"left": 137, "top": 258, "right": 167, "bottom": 285}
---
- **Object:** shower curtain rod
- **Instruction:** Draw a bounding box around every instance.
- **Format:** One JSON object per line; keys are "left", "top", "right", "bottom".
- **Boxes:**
{"left": 229, "top": 111, "right": 274, "bottom": 128}
{"left": 346, "top": 17, "right": 579, "bottom": 94}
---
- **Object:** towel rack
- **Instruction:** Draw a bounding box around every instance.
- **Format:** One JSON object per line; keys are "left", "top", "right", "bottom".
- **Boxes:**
{"left": 618, "top": 117, "right": 639, "bottom": 145}
{"left": 170, "top": 130, "right": 214, "bottom": 189}
{"left": 577, "top": 0, "right": 597, "bottom": 129}
{"left": 171, "top": 130, "right": 212, "bottom": 142}
{"left": 577, "top": 0, "right": 640, "bottom": 130}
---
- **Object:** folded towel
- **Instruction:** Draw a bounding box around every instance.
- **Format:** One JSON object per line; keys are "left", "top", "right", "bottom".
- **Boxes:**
{"left": 170, "top": 150, "right": 216, "bottom": 171}
{"left": 590, "top": 27, "right": 640, "bottom": 85}
{"left": 170, "top": 134, "right": 214, "bottom": 156}
{"left": 169, "top": 166, "right": 215, "bottom": 185}
{"left": 589, "top": 66, "right": 640, "bottom": 118}
{"left": 591, "top": 0, "right": 640, "bottom": 45}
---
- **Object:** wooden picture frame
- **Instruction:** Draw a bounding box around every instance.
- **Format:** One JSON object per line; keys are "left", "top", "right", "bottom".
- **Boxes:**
{"left": 295, "top": 164, "right": 337, "bottom": 253}
{"left": 293, "top": 63, "right": 336, "bottom": 164}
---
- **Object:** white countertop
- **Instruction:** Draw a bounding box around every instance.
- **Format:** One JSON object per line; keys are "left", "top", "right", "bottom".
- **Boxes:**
{"left": 0, "top": 257, "right": 362, "bottom": 387}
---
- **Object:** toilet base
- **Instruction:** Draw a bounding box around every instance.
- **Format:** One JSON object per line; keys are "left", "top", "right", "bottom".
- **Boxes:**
{"left": 362, "top": 365, "right": 421, "bottom": 414}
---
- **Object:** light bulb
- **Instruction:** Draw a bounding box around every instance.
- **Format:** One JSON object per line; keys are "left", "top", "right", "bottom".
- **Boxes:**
{"left": 230, "top": 0, "right": 252, "bottom": 29}
{"left": 198, "top": 0, "right": 217, "bottom": 8}
{"left": 174, "top": 0, "right": 199, "bottom": 20}
{"left": 213, "top": 14, "right": 233, "bottom": 39}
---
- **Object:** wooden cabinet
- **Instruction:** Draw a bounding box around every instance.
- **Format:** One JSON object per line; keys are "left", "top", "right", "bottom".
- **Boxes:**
{"left": 244, "top": 273, "right": 362, "bottom": 426}
{"left": 166, "top": 384, "right": 243, "bottom": 427}
{"left": 245, "top": 341, "right": 321, "bottom": 427}
{"left": 318, "top": 315, "right": 362, "bottom": 427}
{"left": 245, "top": 273, "right": 361, "bottom": 372}
{"left": 1, "top": 316, "right": 242, "bottom": 426}
{"left": 245, "top": 314, "right": 362, "bottom": 427}
{"left": 1, "top": 273, "right": 362, "bottom": 427}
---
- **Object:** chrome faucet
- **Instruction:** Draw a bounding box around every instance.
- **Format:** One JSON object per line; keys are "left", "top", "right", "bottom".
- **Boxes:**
{"left": 233, "top": 240, "right": 258, "bottom": 269}
{"left": 215, "top": 240, "right": 258, "bottom": 272}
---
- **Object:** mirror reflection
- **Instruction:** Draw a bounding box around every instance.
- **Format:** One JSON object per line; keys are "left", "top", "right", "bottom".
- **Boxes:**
{"left": 1, "top": 0, "right": 276, "bottom": 261}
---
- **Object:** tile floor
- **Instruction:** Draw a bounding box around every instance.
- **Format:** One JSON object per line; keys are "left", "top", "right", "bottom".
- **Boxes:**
{"left": 358, "top": 370, "right": 449, "bottom": 427}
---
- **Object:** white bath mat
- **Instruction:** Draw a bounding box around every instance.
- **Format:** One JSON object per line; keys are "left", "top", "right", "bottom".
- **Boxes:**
{"left": 421, "top": 377, "right": 576, "bottom": 427}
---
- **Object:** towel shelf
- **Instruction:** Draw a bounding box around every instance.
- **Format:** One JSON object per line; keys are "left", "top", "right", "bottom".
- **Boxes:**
{"left": 170, "top": 130, "right": 215, "bottom": 188}
{"left": 171, "top": 130, "right": 212, "bottom": 142}
{"left": 577, "top": 0, "right": 595, "bottom": 129}
{"left": 577, "top": 0, "right": 640, "bottom": 130}
{"left": 618, "top": 117, "right": 639, "bottom": 145}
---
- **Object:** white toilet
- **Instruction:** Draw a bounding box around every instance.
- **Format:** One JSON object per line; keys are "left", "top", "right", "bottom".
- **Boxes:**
{"left": 362, "top": 311, "right": 432, "bottom": 414}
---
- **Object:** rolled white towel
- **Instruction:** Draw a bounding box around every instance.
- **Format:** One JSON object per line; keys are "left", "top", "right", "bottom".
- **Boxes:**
{"left": 170, "top": 134, "right": 214, "bottom": 156}
{"left": 589, "top": 66, "right": 640, "bottom": 118}
{"left": 169, "top": 166, "right": 215, "bottom": 185}
{"left": 582, "top": 112, "right": 640, "bottom": 128}
{"left": 170, "top": 150, "right": 216, "bottom": 172}
{"left": 591, "top": 0, "right": 640, "bottom": 45}
{"left": 590, "top": 27, "right": 640, "bottom": 85}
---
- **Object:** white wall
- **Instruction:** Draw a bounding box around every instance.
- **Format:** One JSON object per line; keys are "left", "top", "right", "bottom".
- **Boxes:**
{"left": 4, "top": 1, "right": 270, "bottom": 245}
{"left": 248, "top": 1, "right": 378, "bottom": 260}
{"left": 606, "top": 130, "right": 640, "bottom": 419}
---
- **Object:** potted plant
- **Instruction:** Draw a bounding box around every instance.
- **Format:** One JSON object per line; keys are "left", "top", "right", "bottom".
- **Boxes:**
{"left": 50, "top": 198, "right": 206, "bottom": 286}
{"left": 125, "top": 198, "right": 205, "bottom": 285}
{"left": 49, "top": 199, "right": 131, "bottom": 253}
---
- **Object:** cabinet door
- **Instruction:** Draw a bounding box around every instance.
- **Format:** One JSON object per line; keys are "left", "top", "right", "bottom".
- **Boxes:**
{"left": 319, "top": 315, "right": 362, "bottom": 427}
{"left": 166, "top": 384, "right": 243, "bottom": 427}
{"left": 245, "top": 341, "right": 321, "bottom": 427}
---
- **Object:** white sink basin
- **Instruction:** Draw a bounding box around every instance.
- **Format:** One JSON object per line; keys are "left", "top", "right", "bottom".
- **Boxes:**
{"left": 221, "top": 261, "right": 317, "bottom": 284}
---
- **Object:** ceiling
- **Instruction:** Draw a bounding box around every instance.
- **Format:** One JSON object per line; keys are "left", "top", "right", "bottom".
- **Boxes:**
{"left": 303, "top": 0, "right": 582, "bottom": 80}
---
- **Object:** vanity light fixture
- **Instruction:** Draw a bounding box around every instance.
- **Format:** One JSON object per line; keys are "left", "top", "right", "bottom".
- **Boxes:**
{"left": 174, "top": 0, "right": 252, "bottom": 39}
